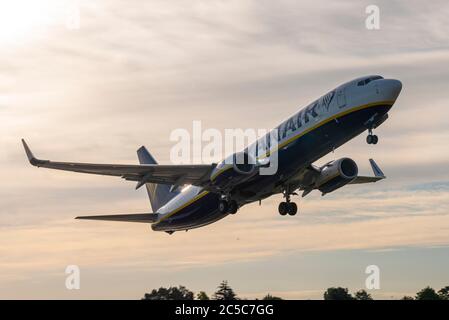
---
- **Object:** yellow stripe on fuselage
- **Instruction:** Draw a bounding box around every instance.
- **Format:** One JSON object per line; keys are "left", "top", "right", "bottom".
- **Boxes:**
{"left": 211, "top": 100, "right": 394, "bottom": 181}
{"left": 259, "top": 100, "right": 395, "bottom": 159}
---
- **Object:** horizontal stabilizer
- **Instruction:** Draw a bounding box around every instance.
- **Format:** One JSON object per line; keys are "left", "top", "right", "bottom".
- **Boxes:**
{"left": 76, "top": 213, "right": 158, "bottom": 223}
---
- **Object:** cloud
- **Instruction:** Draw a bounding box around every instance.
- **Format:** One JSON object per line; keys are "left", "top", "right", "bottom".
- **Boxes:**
{"left": 1, "top": 185, "right": 448, "bottom": 286}
{"left": 1, "top": 0, "right": 449, "bottom": 298}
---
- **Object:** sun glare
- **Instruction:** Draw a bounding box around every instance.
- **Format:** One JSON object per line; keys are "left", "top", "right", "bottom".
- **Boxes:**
{"left": 0, "top": 0, "right": 78, "bottom": 45}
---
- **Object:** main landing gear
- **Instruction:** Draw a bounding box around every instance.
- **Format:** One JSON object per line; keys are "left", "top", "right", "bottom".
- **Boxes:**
{"left": 218, "top": 199, "right": 238, "bottom": 215}
{"left": 366, "top": 128, "right": 378, "bottom": 145}
{"left": 278, "top": 188, "right": 298, "bottom": 216}
{"left": 278, "top": 201, "right": 297, "bottom": 216}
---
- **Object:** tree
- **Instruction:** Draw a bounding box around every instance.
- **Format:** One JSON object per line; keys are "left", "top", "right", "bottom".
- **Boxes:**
{"left": 213, "top": 281, "right": 237, "bottom": 300}
{"left": 262, "top": 294, "right": 283, "bottom": 300}
{"left": 143, "top": 285, "right": 194, "bottom": 300}
{"left": 415, "top": 286, "right": 441, "bottom": 300}
{"left": 400, "top": 296, "right": 414, "bottom": 300}
{"left": 438, "top": 286, "right": 449, "bottom": 300}
{"left": 354, "top": 290, "right": 373, "bottom": 300}
{"left": 323, "top": 287, "right": 354, "bottom": 300}
{"left": 197, "top": 291, "right": 210, "bottom": 300}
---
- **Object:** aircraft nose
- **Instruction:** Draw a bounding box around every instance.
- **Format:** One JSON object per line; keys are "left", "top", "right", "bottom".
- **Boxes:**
{"left": 380, "top": 79, "right": 402, "bottom": 101}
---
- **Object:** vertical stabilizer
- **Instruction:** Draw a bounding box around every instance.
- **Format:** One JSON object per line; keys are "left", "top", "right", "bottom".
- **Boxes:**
{"left": 137, "top": 146, "right": 179, "bottom": 212}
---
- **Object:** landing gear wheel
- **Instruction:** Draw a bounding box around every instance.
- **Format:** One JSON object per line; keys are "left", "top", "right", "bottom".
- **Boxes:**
{"left": 228, "top": 200, "right": 238, "bottom": 214}
{"left": 218, "top": 200, "right": 229, "bottom": 214}
{"left": 287, "top": 202, "right": 298, "bottom": 216}
{"left": 366, "top": 128, "right": 379, "bottom": 145}
{"left": 278, "top": 202, "right": 288, "bottom": 216}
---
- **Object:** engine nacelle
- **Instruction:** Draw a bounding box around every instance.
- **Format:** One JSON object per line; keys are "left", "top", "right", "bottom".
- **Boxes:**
{"left": 210, "top": 152, "right": 257, "bottom": 190}
{"left": 315, "top": 157, "right": 358, "bottom": 194}
{"left": 232, "top": 152, "right": 257, "bottom": 175}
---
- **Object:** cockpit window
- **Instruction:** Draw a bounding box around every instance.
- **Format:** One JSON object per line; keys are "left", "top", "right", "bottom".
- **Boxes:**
{"left": 357, "top": 76, "right": 383, "bottom": 86}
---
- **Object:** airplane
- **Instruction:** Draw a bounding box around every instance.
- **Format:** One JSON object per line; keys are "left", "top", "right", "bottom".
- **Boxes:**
{"left": 22, "top": 75, "right": 402, "bottom": 234}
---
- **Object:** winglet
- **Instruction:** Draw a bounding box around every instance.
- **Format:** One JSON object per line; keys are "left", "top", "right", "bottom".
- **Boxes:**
{"left": 21, "top": 139, "right": 45, "bottom": 166}
{"left": 369, "top": 158, "right": 385, "bottom": 178}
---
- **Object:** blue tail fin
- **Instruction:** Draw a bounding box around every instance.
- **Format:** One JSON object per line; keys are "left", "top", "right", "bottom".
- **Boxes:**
{"left": 137, "top": 146, "right": 179, "bottom": 212}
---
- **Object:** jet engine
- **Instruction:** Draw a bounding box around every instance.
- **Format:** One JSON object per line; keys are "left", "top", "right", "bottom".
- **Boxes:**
{"left": 315, "top": 157, "right": 358, "bottom": 194}
{"left": 232, "top": 152, "right": 257, "bottom": 175}
{"left": 210, "top": 152, "right": 258, "bottom": 191}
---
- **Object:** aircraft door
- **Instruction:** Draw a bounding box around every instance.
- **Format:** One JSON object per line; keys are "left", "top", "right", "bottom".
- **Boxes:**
{"left": 337, "top": 88, "right": 346, "bottom": 108}
{"left": 374, "top": 82, "right": 380, "bottom": 95}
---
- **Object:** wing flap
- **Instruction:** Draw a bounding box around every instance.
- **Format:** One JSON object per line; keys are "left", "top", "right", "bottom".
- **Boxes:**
{"left": 349, "top": 176, "right": 384, "bottom": 184}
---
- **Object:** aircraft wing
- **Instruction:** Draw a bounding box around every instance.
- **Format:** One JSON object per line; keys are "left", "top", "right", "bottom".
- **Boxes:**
{"left": 22, "top": 139, "right": 215, "bottom": 189}
{"left": 349, "top": 176, "right": 383, "bottom": 184}
{"left": 298, "top": 159, "right": 385, "bottom": 197}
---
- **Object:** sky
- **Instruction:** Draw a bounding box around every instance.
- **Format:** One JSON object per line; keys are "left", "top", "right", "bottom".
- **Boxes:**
{"left": 0, "top": 0, "right": 449, "bottom": 299}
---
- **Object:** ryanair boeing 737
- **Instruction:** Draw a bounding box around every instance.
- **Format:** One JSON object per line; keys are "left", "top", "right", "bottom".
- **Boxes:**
{"left": 22, "top": 75, "right": 402, "bottom": 234}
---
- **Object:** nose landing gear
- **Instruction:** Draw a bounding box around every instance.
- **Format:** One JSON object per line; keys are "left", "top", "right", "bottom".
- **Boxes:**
{"left": 366, "top": 129, "right": 378, "bottom": 145}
